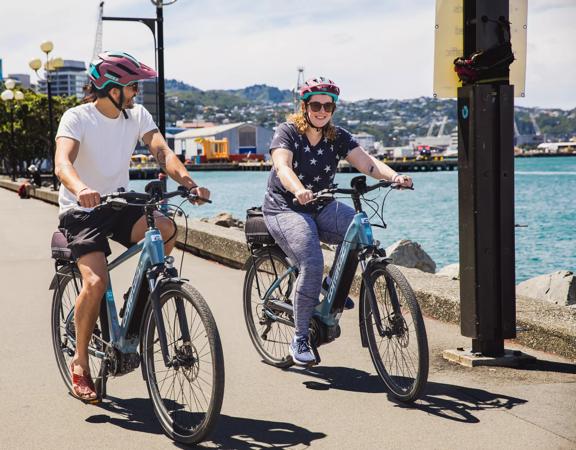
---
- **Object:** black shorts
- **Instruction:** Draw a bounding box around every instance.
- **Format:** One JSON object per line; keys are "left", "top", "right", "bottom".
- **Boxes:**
{"left": 58, "top": 206, "right": 145, "bottom": 259}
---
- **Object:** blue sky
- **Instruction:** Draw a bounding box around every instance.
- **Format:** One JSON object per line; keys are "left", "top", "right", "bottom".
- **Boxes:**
{"left": 1, "top": 0, "right": 575, "bottom": 109}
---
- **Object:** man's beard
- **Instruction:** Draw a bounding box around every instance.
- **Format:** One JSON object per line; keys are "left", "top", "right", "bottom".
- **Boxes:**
{"left": 123, "top": 96, "right": 136, "bottom": 109}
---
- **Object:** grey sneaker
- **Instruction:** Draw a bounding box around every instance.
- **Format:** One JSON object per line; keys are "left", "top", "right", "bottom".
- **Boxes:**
{"left": 289, "top": 336, "right": 316, "bottom": 365}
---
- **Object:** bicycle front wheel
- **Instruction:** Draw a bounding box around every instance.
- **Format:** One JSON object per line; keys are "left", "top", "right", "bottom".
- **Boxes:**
{"left": 362, "top": 263, "right": 428, "bottom": 402}
{"left": 243, "top": 247, "right": 296, "bottom": 368}
{"left": 141, "top": 282, "right": 224, "bottom": 445}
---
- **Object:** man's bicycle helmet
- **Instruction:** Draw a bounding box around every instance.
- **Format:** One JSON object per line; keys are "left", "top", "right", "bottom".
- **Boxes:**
{"left": 299, "top": 77, "right": 340, "bottom": 102}
{"left": 88, "top": 51, "right": 157, "bottom": 118}
{"left": 89, "top": 51, "right": 157, "bottom": 89}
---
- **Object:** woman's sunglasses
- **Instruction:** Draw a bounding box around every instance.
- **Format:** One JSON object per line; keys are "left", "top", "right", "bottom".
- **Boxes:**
{"left": 307, "top": 101, "right": 336, "bottom": 113}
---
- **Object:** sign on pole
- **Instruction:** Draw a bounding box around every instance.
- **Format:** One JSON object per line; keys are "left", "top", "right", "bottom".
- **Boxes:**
{"left": 433, "top": 0, "right": 527, "bottom": 98}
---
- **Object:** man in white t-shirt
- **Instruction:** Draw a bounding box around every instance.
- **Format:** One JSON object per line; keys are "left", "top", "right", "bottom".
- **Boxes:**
{"left": 55, "top": 51, "right": 210, "bottom": 402}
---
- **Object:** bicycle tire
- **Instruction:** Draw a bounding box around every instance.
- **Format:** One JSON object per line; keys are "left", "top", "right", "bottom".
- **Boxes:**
{"left": 243, "top": 247, "right": 295, "bottom": 368}
{"left": 141, "top": 282, "right": 224, "bottom": 445}
{"left": 50, "top": 265, "right": 109, "bottom": 398}
{"left": 362, "top": 263, "right": 428, "bottom": 402}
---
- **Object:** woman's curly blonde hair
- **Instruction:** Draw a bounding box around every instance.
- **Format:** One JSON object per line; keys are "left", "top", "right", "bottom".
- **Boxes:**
{"left": 286, "top": 101, "right": 337, "bottom": 141}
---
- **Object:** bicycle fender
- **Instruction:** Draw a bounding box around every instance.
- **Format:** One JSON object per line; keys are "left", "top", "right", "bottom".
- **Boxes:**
{"left": 364, "top": 256, "right": 392, "bottom": 273}
{"left": 49, "top": 264, "right": 78, "bottom": 290}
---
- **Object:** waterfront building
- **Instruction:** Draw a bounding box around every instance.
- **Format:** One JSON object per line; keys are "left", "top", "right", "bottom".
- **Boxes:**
{"left": 135, "top": 79, "right": 158, "bottom": 124}
{"left": 173, "top": 123, "right": 274, "bottom": 161}
{"left": 7, "top": 74, "right": 31, "bottom": 89}
{"left": 37, "top": 60, "right": 87, "bottom": 98}
{"left": 352, "top": 132, "right": 376, "bottom": 152}
{"left": 176, "top": 119, "right": 216, "bottom": 129}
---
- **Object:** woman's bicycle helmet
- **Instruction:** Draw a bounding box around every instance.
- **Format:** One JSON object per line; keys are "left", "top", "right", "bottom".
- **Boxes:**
{"left": 299, "top": 77, "right": 340, "bottom": 102}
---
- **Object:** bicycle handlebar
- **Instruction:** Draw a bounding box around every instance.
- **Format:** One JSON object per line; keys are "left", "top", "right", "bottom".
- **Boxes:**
{"left": 78, "top": 186, "right": 212, "bottom": 208}
{"left": 102, "top": 186, "right": 212, "bottom": 205}
{"left": 292, "top": 179, "right": 411, "bottom": 206}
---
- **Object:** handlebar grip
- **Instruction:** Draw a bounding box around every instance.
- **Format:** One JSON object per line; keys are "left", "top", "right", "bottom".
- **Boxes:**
{"left": 191, "top": 195, "right": 212, "bottom": 204}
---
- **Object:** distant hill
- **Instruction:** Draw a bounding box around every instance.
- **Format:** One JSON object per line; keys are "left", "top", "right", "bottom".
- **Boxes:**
{"left": 163, "top": 78, "right": 576, "bottom": 143}
{"left": 165, "top": 79, "right": 201, "bottom": 92}
{"left": 166, "top": 79, "right": 292, "bottom": 104}
{"left": 228, "top": 84, "right": 293, "bottom": 103}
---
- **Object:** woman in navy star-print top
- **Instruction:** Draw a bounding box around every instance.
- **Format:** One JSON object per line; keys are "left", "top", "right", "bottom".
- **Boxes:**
{"left": 262, "top": 77, "right": 413, "bottom": 366}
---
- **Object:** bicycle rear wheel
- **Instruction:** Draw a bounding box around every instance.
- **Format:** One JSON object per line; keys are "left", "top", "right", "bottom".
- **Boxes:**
{"left": 50, "top": 265, "right": 109, "bottom": 398}
{"left": 243, "top": 247, "right": 296, "bottom": 368}
{"left": 362, "top": 263, "right": 428, "bottom": 402}
{"left": 141, "top": 282, "right": 224, "bottom": 445}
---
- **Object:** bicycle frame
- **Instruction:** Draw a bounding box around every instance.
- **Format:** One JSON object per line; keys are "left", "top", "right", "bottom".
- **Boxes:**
{"left": 259, "top": 210, "right": 375, "bottom": 325}
{"left": 258, "top": 195, "right": 396, "bottom": 338}
{"left": 63, "top": 222, "right": 191, "bottom": 368}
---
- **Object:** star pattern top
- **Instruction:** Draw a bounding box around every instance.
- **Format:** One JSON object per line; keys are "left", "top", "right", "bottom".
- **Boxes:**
{"left": 264, "top": 122, "right": 359, "bottom": 213}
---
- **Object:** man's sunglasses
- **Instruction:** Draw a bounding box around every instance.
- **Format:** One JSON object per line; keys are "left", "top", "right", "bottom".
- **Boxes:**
{"left": 307, "top": 101, "right": 336, "bottom": 113}
{"left": 126, "top": 83, "right": 139, "bottom": 92}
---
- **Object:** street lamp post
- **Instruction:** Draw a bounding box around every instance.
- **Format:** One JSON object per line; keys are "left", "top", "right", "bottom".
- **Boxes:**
{"left": 29, "top": 41, "right": 63, "bottom": 191}
{"left": 1, "top": 80, "right": 24, "bottom": 181}
{"left": 102, "top": 0, "right": 178, "bottom": 138}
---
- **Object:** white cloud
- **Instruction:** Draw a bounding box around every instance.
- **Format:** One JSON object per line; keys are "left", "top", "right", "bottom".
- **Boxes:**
{"left": 1, "top": 0, "right": 574, "bottom": 109}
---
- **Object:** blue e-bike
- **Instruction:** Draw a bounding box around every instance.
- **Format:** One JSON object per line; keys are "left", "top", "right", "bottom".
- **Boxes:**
{"left": 50, "top": 181, "right": 224, "bottom": 444}
{"left": 243, "top": 176, "right": 428, "bottom": 402}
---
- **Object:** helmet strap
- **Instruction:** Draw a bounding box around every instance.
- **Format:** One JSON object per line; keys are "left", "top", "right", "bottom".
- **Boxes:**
{"left": 106, "top": 88, "right": 128, "bottom": 119}
{"left": 304, "top": 110, "right": 326, "bottom": 134}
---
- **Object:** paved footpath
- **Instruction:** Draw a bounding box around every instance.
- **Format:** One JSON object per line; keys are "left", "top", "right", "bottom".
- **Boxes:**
{"left": 0, "top": 187, "right": 575, "bottom": 449}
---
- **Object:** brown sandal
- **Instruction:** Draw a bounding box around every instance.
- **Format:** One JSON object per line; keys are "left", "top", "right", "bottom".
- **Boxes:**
{"left": 70, "top": 362, "right": 99, "bottom": 403}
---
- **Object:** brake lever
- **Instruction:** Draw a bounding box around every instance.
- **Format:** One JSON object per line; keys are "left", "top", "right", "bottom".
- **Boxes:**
{"left": 391, "top": 183, "right": 415, "bottom": 191}
{"left": 188, "top": 195, "right": 212, "bottom": 204}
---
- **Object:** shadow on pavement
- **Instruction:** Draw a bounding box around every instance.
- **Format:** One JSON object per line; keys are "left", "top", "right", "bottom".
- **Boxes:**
{"left": 521, "top": 359, "right": 576, "bottom": 374}
{"left": 86, "top": 397, "right": 326, "bottom": 449}
{"left": 287, "top": 365, "right": 528, "bottom": 424}
{"left": 86, "top": 396, "right": 163, "bottom": 435}
{"left": 287, "top": 365, "right": 388, "bottom": 393}
{"left": 192, "top": 415, "right": 327, "bottom": 450}
{"left": 391, "top": 381, "right": 528, "bottom": 423}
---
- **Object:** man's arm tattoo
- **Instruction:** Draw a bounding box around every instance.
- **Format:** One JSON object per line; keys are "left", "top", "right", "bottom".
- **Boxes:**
{"left": 369, "top": 165, "right": 375, "bottom": 174}
{"left": 156, "top": 150, "right": 167, "bottom": 170}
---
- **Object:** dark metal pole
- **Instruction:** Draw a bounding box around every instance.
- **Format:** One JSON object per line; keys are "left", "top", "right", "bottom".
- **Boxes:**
{"left": 46, "top": 71, "right": 57, "bottom": 190}
{"left": 156, "top": 4, "right": 166, "bottom": 138}
{"left": 155, "top": 4, "right": 167, "bottom": 193}
{"left": 10, "top": 105, "right": 16, "bottom": 181}
{"left": 458, "top": 0, "right": 516, "bottom": 357}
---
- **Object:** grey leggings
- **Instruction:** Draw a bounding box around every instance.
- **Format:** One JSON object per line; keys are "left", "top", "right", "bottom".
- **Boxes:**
{"left": 263, "top": 201, "right": 355, "bottom": 338}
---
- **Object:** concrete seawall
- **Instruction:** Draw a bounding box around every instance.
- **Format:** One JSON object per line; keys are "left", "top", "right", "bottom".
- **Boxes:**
{"left": 2, "top": 179, "right": 574, "bottom": 361}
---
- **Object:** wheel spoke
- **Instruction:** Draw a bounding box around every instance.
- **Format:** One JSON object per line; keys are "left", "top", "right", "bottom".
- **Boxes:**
{"left": 363, "top": 264, "right": 428, "bottom": 402}
{"left": 142, "top": 284, "right": 223, "bottom": 442}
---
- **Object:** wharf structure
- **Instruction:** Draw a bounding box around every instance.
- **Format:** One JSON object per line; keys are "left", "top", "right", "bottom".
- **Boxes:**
{"left": 172, "top": 123, "right": 274, "bottom": 163}
{"left": 128, "top": 157, "right": 458, "bottom": 179}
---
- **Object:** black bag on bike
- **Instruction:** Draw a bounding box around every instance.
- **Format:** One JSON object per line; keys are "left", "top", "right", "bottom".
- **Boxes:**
{"left": 245, "top": 207, "right": 275, "bottom": 245}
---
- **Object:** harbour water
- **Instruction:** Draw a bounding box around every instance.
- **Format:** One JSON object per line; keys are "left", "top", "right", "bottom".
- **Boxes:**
{"left": 129, "top": 156, "right": 575, "bottom": 282}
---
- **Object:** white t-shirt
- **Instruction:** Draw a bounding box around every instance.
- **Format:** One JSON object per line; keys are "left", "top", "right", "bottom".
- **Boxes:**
{"left": 56, "top": 102, "right": 157, "bottom": 214}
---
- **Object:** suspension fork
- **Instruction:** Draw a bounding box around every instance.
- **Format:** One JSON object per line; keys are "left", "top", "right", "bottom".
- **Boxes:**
{"left": 362, "top": 270, "right": 387, "bottom": 337}
{"left": 147, "top": 268, "right": 188, "bottom": 367}
{"left": 362, "top": 260, "right": 401, "bottom": 337}
{"left": 174, "top": 295, "right": 191, "bottom": 344}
